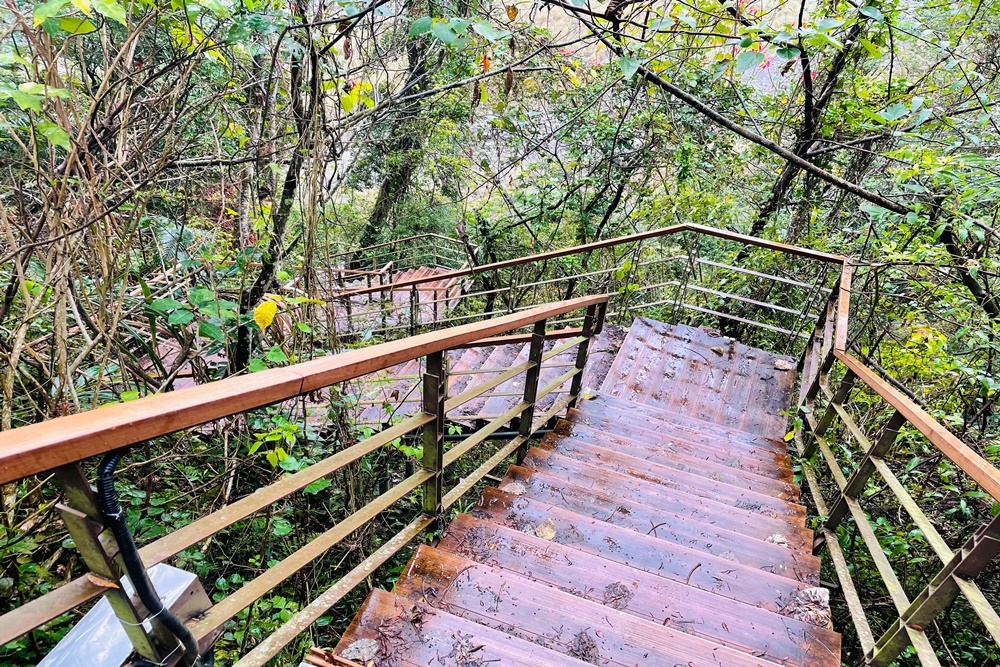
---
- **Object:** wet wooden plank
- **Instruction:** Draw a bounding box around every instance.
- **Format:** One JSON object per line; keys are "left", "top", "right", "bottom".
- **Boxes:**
{"left": 575, "top": 393, "right": 788, "bottom": 454}
{"left": 474, "top": 485, "right": 818, "bottom": 574}
{"left": 540, "top": 430, "right": 798, "bottom": 500}
{"left": 599, "top": 320, "right": 796, "bottom": 440}
{"left": 446, "top": 514, "right": 809, "bottom": 613}
{"left": 503, "top": 458, "right": 808, "bottom": 539}
{"left": 522, "top": 446, "right": 802, "bottom": 516}
{"left": 333, "top": 588, "right": 589, "bottom": 667}
{"left": 399, "top": 544, "right": 834, "bottom": 666}
{"left": 555, "top": 414, "right": 794, "bottom": 478}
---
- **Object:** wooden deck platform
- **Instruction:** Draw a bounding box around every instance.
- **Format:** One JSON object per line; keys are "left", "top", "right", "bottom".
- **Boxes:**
{"left": 306, "top": 319, "right": 840, "bottom": 666}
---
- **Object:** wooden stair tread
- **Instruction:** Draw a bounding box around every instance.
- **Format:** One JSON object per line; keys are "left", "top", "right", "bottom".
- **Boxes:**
{"left": 476, "top": 486, "right": 819, "bottom": 574}
{"left": 575, "top": 393, "right": 787, "bottom": 453}
{"left": 541, "top": 427, "right": 799, "bottom": 499}
{"left": 502, "top": 461, "right": 810, "bottom": 542}
{"left": 332, "top": 588, "right": 590, "bottom": 666}
{"left": 448, "top": 509, "right": 811, "bottom": 613}
{"left": 522, "top": 446, "right": 803, "bottom": 519}
{"left": 398, "top": 544, "right": 834, "bottom": 666}
{"left": 598, "top": 319, "right": 794, "bottom": 440}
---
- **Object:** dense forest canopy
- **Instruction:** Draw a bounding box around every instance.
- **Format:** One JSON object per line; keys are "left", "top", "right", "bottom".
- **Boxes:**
{"left": 2, "top": 0, "right": 1000, "bottom": 663}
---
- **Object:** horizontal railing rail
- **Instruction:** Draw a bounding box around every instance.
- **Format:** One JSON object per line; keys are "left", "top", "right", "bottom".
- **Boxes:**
{"left": 321, "top": 223, "right": 843, "bottom": 356}
{"left": 0, "top": 295, "right": 607, "bottom": 666}
{"left": 796, "top": 261, "right": 1000, "bottom": 665}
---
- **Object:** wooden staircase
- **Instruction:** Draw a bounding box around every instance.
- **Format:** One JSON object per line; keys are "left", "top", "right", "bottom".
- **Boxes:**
{"left": 307, "top": 318, "right": 841, "bottom": 666}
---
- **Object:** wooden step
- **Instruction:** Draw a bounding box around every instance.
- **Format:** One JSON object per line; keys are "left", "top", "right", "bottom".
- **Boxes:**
{"left": 499, "top": 464, "right": 815, "bottom": 552}
{"left": 598, "top": 319, "right": 794, "bottom": 440}
{"left": 476, "top": 486, "right": 819, "bottom": 575}
{"left": 398, "top": 544, "right": 834, "bottom": 666}
{"left": 506, "top": 457, "right": 808, "bottom": 538}
{"left": 522, "top": 446, "right": 803, "bottom": 520}
{"left": 332, "top": 588, "right": 589, "bottom": 666}
{"left": 558, "top": 408, "right": 791, "bottom": 470}
{"left": 541, "top": 427, "right": 798, "bottom": 500}
{"left": 575, "top": 393, "right": 788, "bottom": 454}
{"left": 446, "top": 514, "right": 812, "bottom": 613}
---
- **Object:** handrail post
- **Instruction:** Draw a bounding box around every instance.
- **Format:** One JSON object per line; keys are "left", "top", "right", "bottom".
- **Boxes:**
{"left": 568, "top": 304, "right": 600, "bottom": 410}
{"left": 825, "top": 409, "right": 907, "bottom": 530}
{"left": 409, "top": 285, "right": 418, "bottom": 336}
{"left": 53, "top": 465, "right": 175, "bottom": 663}
{"left": 421, "top": 351, "right": 446, "bottom": 516}
{"left": 517, "top": 320, "right": 547, "bottom": 462}
{"left": 868, "top": 513, "right": 1000, "bottom": 666}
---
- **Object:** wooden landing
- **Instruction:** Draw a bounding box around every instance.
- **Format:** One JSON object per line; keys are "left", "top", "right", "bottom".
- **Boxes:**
{"left": 308, "top": 320, "right": 840, "bottom": 667}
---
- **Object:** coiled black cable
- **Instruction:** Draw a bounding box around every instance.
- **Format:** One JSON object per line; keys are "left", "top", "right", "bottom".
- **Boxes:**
{"left": 96, "top": 451, "right": 202, "bottom": 666}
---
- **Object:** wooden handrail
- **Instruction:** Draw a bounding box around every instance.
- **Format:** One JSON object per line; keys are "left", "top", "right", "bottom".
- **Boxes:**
{"left": 332, "top": 223, "right": 847, "bottom": 299}
{"left": 0, "top": 295, "right": 606, "bottom": 484}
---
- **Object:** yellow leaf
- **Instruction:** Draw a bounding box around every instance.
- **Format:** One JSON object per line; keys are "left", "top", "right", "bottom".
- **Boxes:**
{"left": 71, "top": 0, "right": 92, "bottom": 14}
{"left": 254, "top": 300, "right": 278, "bottom": 333}
{"left": 506, "top": 5, "right": 518, "bottom": 20}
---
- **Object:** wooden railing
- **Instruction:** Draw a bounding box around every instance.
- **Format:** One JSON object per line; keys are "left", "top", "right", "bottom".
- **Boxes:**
{"left": 0, "top": 295, "right": 607, "bottom": 666}
{"left": 798, "top": 262, "right": 1000, "bottom": 665}
{"left": 327, "top": 223, "right": 843, "bottom": 356}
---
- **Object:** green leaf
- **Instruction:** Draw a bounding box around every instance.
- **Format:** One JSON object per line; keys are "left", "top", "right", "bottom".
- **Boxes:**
{"left": 120, "top": 390, "right": 141, "bottom": 402}
{"left": 775, "top": 47, "right": 801, "bottom": 60}
{"left": 151, "top": 297, "right": 185, "bottom": 311}
{"left": 816, "top": 17, "right": 845, "bottom": 32}
{"left": 167, "top": 309, "right": 194, "bottom": 325}
{"left": 271, "top": 518, "right": 293, "bottom": 536}
{"left": 409, "top": 16, "right": 432, "bottom": 37}
{"left": 248, "top": 358, "right": 268, "bottom": 372}
{"left": 37, "top": 122, "right": 70, "bottom": 149}
{"left": 471, "top": 19, "right": 510, "bottom": 42}
{"left": 265, "top": 345, "right": 288, "bottom": 363}
{"left": 736, "top": 50, "right": 765, "bottom": 74}
{"left": 879, "top": 103, "right": 909, "bottom": 122}
{"left": 304, "top": 478, "right": 332, "bottom": 495}
{"left": 617, "top": 56, "right": 639, "bottom": 79}
{"left": 859, "top": 6, "right": 884, "bottom": 23}
{"left": 0, "top": 51, "right": 32, "bottom": 67}
{"left": 93, "top": 0, "right": 127, "bottom": 24}
{"left": 188, "top": 287, "right": 215, "bottom": 305}
{"left": 18, "top": 82, "right": 70, "bottom": 98}
{"left": 34, "top": 0, "right": 70, "bottom": 26}
{"left": 59, "top": 17, "right": 97, "bottom": 33}
{"left": 198, "top": 321, "right": 226, "bottom": 342}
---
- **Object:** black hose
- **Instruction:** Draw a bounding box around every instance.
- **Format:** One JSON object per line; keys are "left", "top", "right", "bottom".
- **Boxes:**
{"left": 97, "top": 452, "right": 202, "bottom": 666}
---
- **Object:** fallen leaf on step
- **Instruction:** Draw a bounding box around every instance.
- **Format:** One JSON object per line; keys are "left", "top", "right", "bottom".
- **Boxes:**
{"left": 505, "top": 481, "right": 528, "bottom": 496}
{"left": 711, "top": 346, "right": 725, "bottom": 355}
{"left": 534, "top": 518, "right": 556, "bottom": 540}
{"left": 86, "top": 573, "right": 120, "bottom": 589}
{"left": 774, "top": 358, "right": 794, "bottom": 371}
{"left": 341, "top": 638, "right": 378, "bottom": 662}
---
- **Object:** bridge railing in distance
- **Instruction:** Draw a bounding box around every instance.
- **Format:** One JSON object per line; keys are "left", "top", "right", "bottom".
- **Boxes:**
{"left": 325, "top": 223, "right": 843, "bottom": 357}
{"left": 0, "top": 295, "right": 607, "bottom": 667}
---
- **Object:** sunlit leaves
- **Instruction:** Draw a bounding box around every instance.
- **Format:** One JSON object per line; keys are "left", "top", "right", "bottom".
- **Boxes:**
{"left": 34, "top": 0, "right": 70, "bottom": 26}
{"left": 58, "top": 17, "right": 97, "bottom": 34}
{"left": 254, "top": 300, "right": 278, "bottom": 333}
{"left": 93, "top": 0, "right": 127, "bottom": 24}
